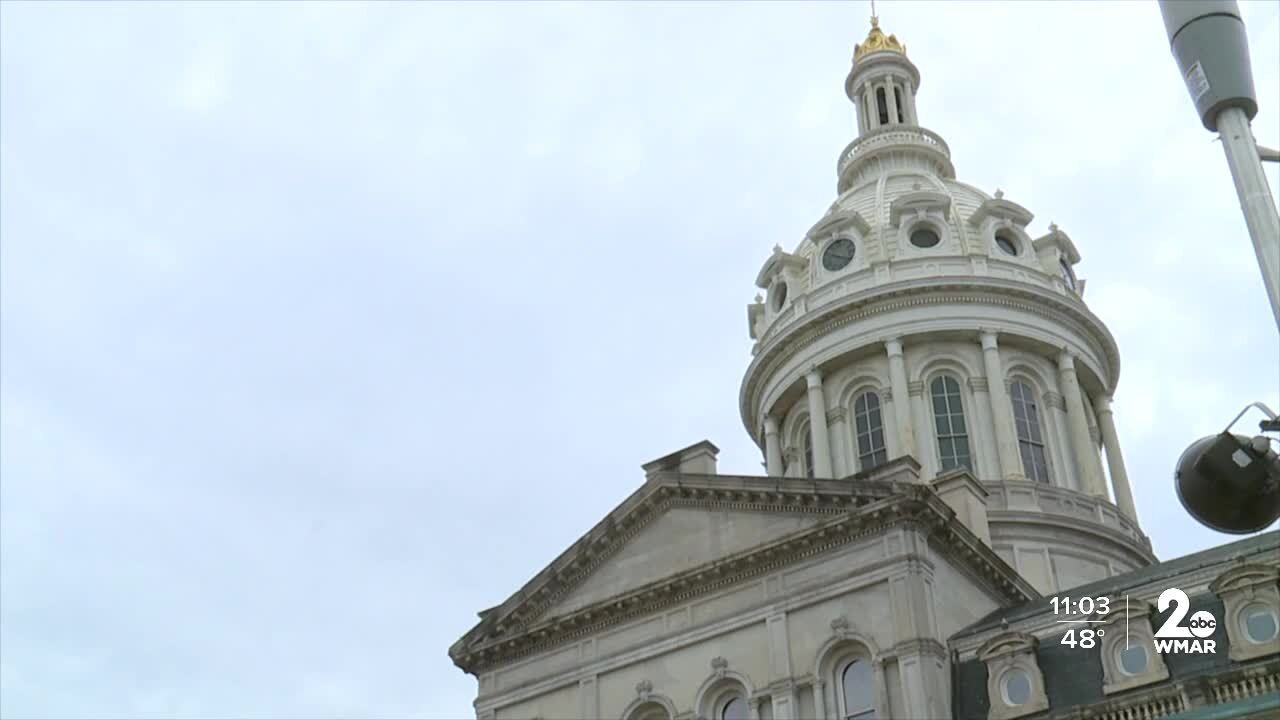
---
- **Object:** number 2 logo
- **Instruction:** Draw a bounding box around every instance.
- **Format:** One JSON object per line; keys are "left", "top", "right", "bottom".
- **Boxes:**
{"left": 1156, "top": 588, "right": 1217, "bottom": 639}
{"left": 1156, "top": 588, "right": 1192, "bottom": 638}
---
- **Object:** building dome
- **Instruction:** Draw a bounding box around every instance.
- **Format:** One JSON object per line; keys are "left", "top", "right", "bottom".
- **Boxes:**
{"left": 740, "top": 16, "right": 1151, "bottom": 594}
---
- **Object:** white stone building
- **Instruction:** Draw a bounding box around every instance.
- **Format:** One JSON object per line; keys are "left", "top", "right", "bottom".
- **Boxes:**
{"left": 450, "top": 18, "right": 1279, "bottom": 720}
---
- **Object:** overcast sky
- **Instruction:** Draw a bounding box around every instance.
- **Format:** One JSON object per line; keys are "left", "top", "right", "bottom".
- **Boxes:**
{"left": 2, "top": 1, "right": 1278, "bottom": 718}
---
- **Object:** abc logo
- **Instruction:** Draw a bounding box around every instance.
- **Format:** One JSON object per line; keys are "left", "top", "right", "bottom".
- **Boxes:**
{"left": 1188, "top": 611, "right": 1217, "bottom": 639}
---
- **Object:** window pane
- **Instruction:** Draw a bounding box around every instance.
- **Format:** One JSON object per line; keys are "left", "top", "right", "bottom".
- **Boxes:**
{"left": 954, "top": 438, "right": 972, "bottom": 469}
{"left": 1010, "top": 382, "right": 1050, "bottom": 482}
{"left": 842, "top": 660, "right": 874, "bottom": 714}
{"left": 722, "top": 697, "right": 747, "bottom": 720}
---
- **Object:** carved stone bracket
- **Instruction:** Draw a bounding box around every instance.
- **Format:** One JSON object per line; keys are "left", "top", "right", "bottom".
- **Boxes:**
{"left": 711, "top": 656, "right": 729, "bottom": 679}
{"left": 636, "top": 679, "right": 653, "bottom": 700}
{"left": 830, "top": 616, "right": 850, "bottom": 636}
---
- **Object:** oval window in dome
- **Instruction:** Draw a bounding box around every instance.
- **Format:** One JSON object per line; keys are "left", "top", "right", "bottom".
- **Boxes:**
{"left": 910, "top": 227, "right": 941, "bottom": 248}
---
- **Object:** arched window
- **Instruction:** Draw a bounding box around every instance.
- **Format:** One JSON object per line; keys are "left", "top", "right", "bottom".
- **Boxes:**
{"left": 630, "top": 702, "right": 672, "bottom": 720}
{"left": 930, "top": 375, "right": 972, "bottom": 471}
{"left": 1010, "top": 381, "right": 1050, "bottom": 483}
{"left": 720, "top": 696, "right": 748, "bottom": 720}
{"left": 894, "top": 87, "right": 905, "bottom": 124}
{"left": 803, "top": 424, "right": 815, "bottom": 479}
{"left": 853, "top": 391, "right": 887, "bottom": 470}
{"left": 876, "top": 87, "right": 889, "bottom": 125}
{"left": 841, "top": 659, "right": 876, "bottom": 720}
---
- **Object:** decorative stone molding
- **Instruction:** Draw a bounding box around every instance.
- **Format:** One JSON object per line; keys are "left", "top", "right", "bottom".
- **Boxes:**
{"left": 888, "top": 189, "right": 951, "bottom": 227}
{"left": 968, "top": 377, "right": 990, "bottom": 393}
{"left": 740, "top": 282, "right": 1120, "bottom": 440}
{"left": 754, "top": 247, "right": 808, "bottom": 290}
{"left": 977, "top": 632, "right": 1050, "bottom": 719}
{"left": 968, "top": 194, "right": 1034, "bottom": 229}
{"left": 830, "top": 616, "right": 850, "bottom": 636}
{"left": 807, "top": 208, "right": 872, "bottom": 241}
{"left": 711, "top": 656, "right": 729, "bottom": 679}
{"left": 1096, "top": 596, "right": 1169, "bottom": 695}
{"left": 1210, "top": 563, "right": 1280, "bottom": 661}
{"left": 827, "top": 408, "right": 847, "bottom": 424}
{"left": 1043, "top": 391, "right": 1065, "bottom": 411}
{"left": 449, "top": 471, "right": 1036, "bottom": 673}
{"left": 636, "top": 680, "right": 653, "bottom": 699}
{"left": 907, "top": 380, "right": 924, "bottom": 396}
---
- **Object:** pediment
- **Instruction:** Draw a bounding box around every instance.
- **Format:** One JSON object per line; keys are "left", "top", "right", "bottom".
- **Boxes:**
{"left": 1097, "top": 594, "right": 1154, "bottom": 624}
{"left": 543, "top": 505, "right": 827, "bottom": 619}
{"left": 807, "top": 209, "right": 872, "bottom": 242}
{"left": 450, "top": 461, "right": 1039, "bottom": 674}
{"left": 1210, "top": 563, "right": 1279, "bottom": 595}
{"left": 755, "top": 247, "right": 807, "bottom": 288}
{"left": 889, "top": 190, "right": 951, "bottom": 227}
{"left": 968, "top": 196, "right": 1034, "bottom": 228}
{"left": 977, "top": 631, "right": 1039, "bottom": 661}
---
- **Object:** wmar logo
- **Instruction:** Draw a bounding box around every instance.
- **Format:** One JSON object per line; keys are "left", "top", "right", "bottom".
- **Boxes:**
{"left": 1154, "top": 588, "right": 1218, "bottom": 654}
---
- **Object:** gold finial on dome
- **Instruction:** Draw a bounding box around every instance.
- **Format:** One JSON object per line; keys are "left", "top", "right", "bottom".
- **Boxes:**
{"left": 854, "top": 15, "right": 906, "bottom": 61}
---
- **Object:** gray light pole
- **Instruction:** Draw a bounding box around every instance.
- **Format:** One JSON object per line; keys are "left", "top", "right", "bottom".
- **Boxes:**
{"left": 1159, "top": 0, "right": 1280, "bottom": 331}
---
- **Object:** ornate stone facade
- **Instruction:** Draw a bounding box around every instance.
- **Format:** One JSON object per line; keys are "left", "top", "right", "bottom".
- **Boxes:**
{"left": 449, "top": 16, "right": 1278, "bottom": 720}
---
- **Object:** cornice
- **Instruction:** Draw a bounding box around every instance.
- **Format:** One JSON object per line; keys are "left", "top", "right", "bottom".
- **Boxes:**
{"left": 986, "top": 509, "right": 1155, "bottom": 564}
{"left": 450, "top": 477, "right": 1035, "bottom": 675}
{"left": 739, "top": 279, "right": 1121, "bottom": 442}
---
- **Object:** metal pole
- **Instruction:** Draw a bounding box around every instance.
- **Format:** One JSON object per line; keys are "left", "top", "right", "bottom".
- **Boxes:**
{"left": 1215, "top": 106, "right": 1280, "bottom": 331}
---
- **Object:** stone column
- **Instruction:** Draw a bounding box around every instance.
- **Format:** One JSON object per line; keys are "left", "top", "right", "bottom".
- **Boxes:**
{"left": 903, "top": 79, "right": 917, "bottom": 124}
{"left": 883, "top": 77, "right": 899, "bottom": 124}
{"left": 1095, "top": 394, "right": 1138, "bottom": 521}
{"left": 784, "top": 448, "right": 802, "bottom": 478}
{"left": 828, "top": 408, "right": 850, "bottom": 477}
{"left": 1043, "top": 391, "right": 1078, "bottom": 490}
{"left": 812, "top": 679, "right": 827, "bottom": 720}
{"left": 884, "top": 338, "right": 917, "bottom": 459}
{"left": 979, "top": 330, "right": 1024, "bottom": 480}
{"left": 856, "top": 90, "right": 867, "bottom": 133}
{"left": 764, "top": 416, "right": 783, "bottom": 476}
{"left": 967, "top": 377, "right": 999, "bottom": 478}
{"left": 1057, "top": 351, "right": 1106, "bottom": 497}
{"left": 909, "top": 380, "right": 935, "bottom": 479}
{"left": 806, "top": 370, "right": 834, "bottom": 478}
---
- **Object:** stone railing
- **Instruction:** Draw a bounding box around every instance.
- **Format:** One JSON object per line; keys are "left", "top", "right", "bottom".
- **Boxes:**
{"left": 982, "top": 480, "right": 1150, "bottom": 551}
{"left": 837, "top": 125, "right": 951, "bottom": 178}
{"left": 1212, "top": 670, "right": 1280, "bottom": 704}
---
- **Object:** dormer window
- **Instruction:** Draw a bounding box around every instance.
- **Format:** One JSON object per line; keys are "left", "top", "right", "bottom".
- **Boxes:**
{"left": 995, "top": 231, "right": 1020, "bottom": 256}
{"left": 770, "top": 281, "right": 789, "bottom": 311}
{"left": 977, "top": 631, "right": 1049, "bottom": 719}
{"left": 1000, "top": 669, "right": 1032, "bottom": 706}
{"left": 1116, "top": 642, "right": 1149, "bottom": 676}
{"left": 1097, "top": 595, "right": 1169, "bottom": 695}
{"left": 1210, "top": 563, "right": 1280, "bottom": 661}
{"left": 910, "top": 227, "right": 940, "bottom": 248}
{"left": 1059, "top": 258, "right": 1077, "bottom": 291}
